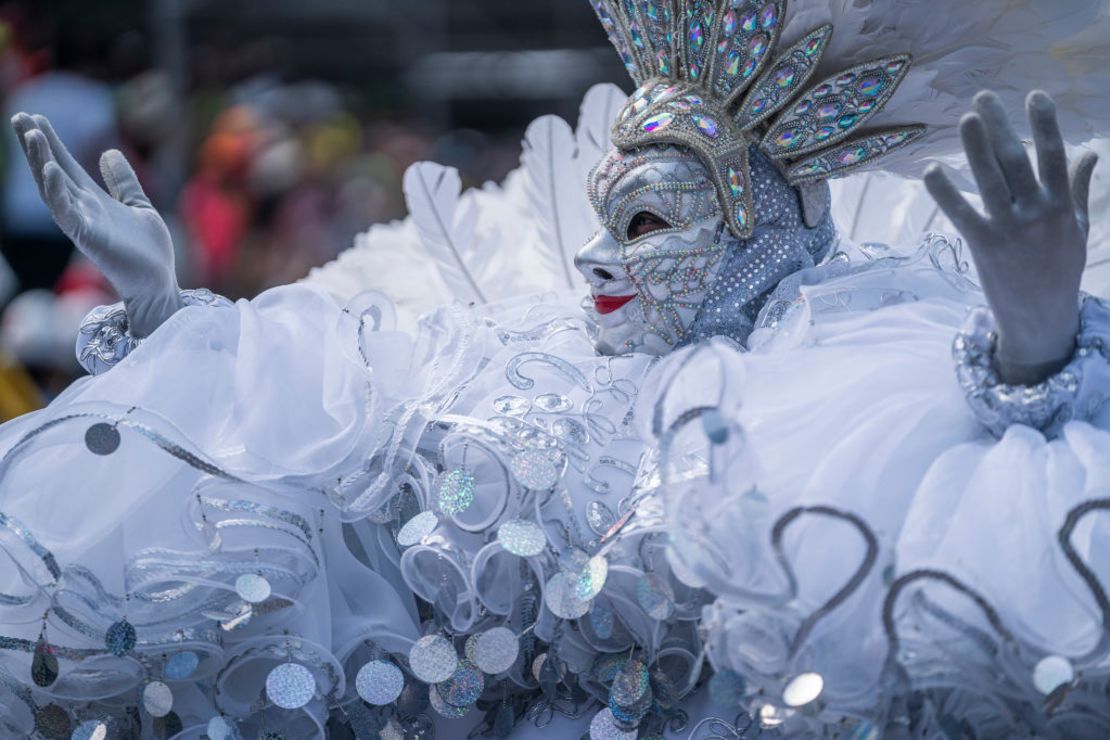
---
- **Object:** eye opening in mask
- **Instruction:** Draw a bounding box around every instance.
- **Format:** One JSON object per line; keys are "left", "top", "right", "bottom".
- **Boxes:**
{"left": 626, "top": 211, "right": 672, "bottom": 241}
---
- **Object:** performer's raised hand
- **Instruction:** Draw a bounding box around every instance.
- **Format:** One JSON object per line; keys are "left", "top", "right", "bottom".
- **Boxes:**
{"left": 924, "top": 90, "right": 1098, "bottom": 386}
{"left": 11, "top": 113, "right": 183, "bottom": 338}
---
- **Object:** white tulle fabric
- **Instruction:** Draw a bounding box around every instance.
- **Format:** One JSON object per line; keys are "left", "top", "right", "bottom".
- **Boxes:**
{"left": 649, "top": 246, "right": 1110, "bottom": 735}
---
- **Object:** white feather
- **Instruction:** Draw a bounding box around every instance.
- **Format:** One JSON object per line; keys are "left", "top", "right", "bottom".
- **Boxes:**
{"left": 402, "top": 162, "right": 485, "bottom": 305}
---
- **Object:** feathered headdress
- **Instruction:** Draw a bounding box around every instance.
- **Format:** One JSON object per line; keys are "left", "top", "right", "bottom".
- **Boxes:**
{"left": 590, "top": 0, "right": 1110, "bottom": 239}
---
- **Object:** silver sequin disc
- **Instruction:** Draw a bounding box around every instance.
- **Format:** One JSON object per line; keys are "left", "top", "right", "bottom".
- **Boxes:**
{"left": 473, "top": 627, "right": 519, "bottom": 675}
{"left": 759, "top": 703, "right": 789, "bottom": 728}
{"left": 34, "top": 704, "right": 71, "bottom": 740}
{"left": 510, "top": 449, "right": 559, "bottom": 490}
{"left": 497, "top": 519, "right": 547, "bottom": 557}
{"left": 397, "top": 511, "right": 439, "bottom": 547}
{"left": 104, "top": 619, "right": 136, "bottom": 656}
{"left": 437, "top": 469, "right": 476, "bottom": 516}
{"left": 574, "top": 556, "right": 609, "bottom": 601}
{"left": 206, "top": 716, "right": 242, "bottom": 740}
{"left": 142, "top": 680, "right": 174, "bottom": 717}
{"left": 408, "top": 635, "right": 458, "bottom": 684}
{"left": 636, "top": 572, "right": 675, "bottom": 620}
{"left": 589, "top": 708, "right": 636, "bottom": 740}
{"left": 164, "top": 650, "right": 199, "bottom": 681}
{"left": 84, "top": 424, "right": 120, "bottom": 455}
{"left": 544, "top": 572, "right": 591, "bottom": 619}
{"left": 265, "top": 662, "right": 316, "bottom": 709}
{"left": 428, "top": 683, "right": 471, "bottom": 719}
{"left": 356, "top": 660, "right": 405, "bottom": 705}
{"left": 70, "top": 721, "right": 108, "bottom": 740}
{"left": 235, "top": 573, "right": 272, "bottom": 604}
{"left": 437, "top": 661, "right": 484, "bottom": 707}
{"left": 782, "top": 672, "right": 823, "bottom": 708}
{"left": 1033, "top": 655, "right": 1075, "bottom": 695}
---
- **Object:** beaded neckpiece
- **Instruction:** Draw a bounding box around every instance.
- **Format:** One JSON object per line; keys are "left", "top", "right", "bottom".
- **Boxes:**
{"left": 590, "top": 0, "right": 926, "bottom": 238}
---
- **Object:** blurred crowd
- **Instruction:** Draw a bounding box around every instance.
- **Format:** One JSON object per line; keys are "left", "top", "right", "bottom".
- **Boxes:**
{"left": 0, "top": 3, "right": 525, "bottom": 415}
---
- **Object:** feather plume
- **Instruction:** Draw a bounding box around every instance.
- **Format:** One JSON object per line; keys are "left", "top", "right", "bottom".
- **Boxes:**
{"left": 402, "top": 162, "right": 486, "bottom": 305}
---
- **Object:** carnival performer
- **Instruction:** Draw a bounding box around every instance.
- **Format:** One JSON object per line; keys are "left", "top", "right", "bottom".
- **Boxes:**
{"left": 2, "top": 1, "right": 1110, "bottom": 738}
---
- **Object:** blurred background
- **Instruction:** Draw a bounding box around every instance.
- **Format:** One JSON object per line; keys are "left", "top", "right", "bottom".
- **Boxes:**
{"left": 0, "top": 0, "right": 627, "bottom": 411}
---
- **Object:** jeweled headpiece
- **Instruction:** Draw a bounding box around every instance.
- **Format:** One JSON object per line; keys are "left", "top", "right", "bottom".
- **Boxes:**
{"left": 590, "top": 0, "right": 925, "bottom": 237}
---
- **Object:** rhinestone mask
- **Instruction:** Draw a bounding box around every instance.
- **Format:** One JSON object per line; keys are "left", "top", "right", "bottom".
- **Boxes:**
{"left": 577, "top": 143, "right": 835, "bottom": 354}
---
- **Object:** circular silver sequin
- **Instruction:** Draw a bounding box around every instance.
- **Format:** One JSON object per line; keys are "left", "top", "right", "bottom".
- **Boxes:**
{"left": 437, "top": 469, "right": 476, "bottom": 516}
{"left": 206, "top": 716, "right": 242, "bottom": 740}
{"left": 782, "top": 672, "right": 823, "bottom": 707}
{"left": 265, "top": 662, "right": 316, "bottom": 709}
{"left": 397, "top": 511, "right": 439, "bottom": 547}
{"left": 589, "top": 708, "right": 636, "bottom": 740}
{"left": 544, "top": 572, "right": 591, "bottom": 619}
{"left": 574, "top": 556, "right": 609, "bottom": 601}
{"left": 497, "top": 519, "right": 547, "bottom": 557}
{"left": 510, "top": 449, "right": 559, "bottom": 490}
{"left": 408, "top": 635, "right": 458, "bottom": 684}
{"left": 356, "top": 660, "right": 405, "bottom": 705}
{"left": 34, "top": 704, "right": 71, "bottom": 740}
{"left": 531, "top": 652, "right": 566, "bottom": 682}
{"left": 104, "top": 619, "right": 136, "bottom": 656}
{"left": 70, "top": 721, "right": 108, "bottom": 740}
{"left": 437, "top": 661, "right": 484, "bottom": 707}
{"left": 636, "top": 573, "right": 675, "bottom": 620}
{"left": 235, "top": 573, "right": 272, "bottom": 604}
{"left": 84, "top": 424, "right": 120, "bottom": 455}
{"left": 610, "top": 660, "right": 650, "bottom": 718}
{"left": 142, "top": 681, "right": 173, "bottom": 717}
{"left": 473, "top": 627, "right": 519, "bottom": 675}
{"left": 1033, "top": 655, "right": 1075, "bottom": 695}
{"left": 759, "top": 703, "right": 789, "bottom": 728}
{"left": 164, "top": 650, "right": 199, "bottom": 680}
{"left": 428, "top": 684, "right": 471, "bottom": 719}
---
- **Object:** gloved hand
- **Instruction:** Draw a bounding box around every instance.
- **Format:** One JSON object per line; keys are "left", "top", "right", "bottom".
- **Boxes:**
{"left": 924, "top": 90, "right": 1098, "bottom": 386}
{"left": 11, "top": 113, "right": 182, "bottom": 338}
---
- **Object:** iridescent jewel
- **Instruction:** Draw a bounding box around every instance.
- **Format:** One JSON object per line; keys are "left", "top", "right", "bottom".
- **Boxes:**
{"left": 759, "top": 3, "right": 778, "bottom": 29}
{"left": 722, "top": 10, "right": 737, "bottom": 35}
{"left": 645, "top": 1, "right": 659, "bottom": 20}
{"left": 751, "top": 98, "right": 769, "bottom": 115}
{"left": 858, "top": 76, "right": 884, "bottom": 97}
{"left": 797, "top": 162, "right": 826, "bottom": 176}
{"left": 670, "top": 100, "right": 692, "bottom": 112}
{"left": 656, "top": 85, "right": 679, "bottom": 101}
{"left": 837, "top": 147, "right": 869, "bottom": 166}
{"left": 815, "top": 125, "right": 836, "bottom": 141}
{"left": 817, "top": 102, "right": 841, "bottom": 121}
{"left": 773, "top": 65, "right": 796, "bottom": 89}
{"left": 736, "top": 204, "right": 749, "bottom": 229}
{"left": 656, "top": 51, "right": 670, "bottom": 76}
{"left": 774, "top": 128, "right": 799, "bottom": 148}
{"left": 630, "top": 97, "right": 650, "bottom": 116}
{"left": 692, "top": 115, "right": 720, "bottom": 138}
{"left": 885, "top": 131, "right": 912, "bottom": 145}
{"left": 685, "top": 95, "right": 704, "bottom": 106}
{"left": 814, "top": 84, "right": 832, "bottom": 96}
{"left": 725, "top": 50, "right": 741, "bottom": 76}
{"left": 749, "top": 33, "right": 768, "bottom": 58}
{"left": 688, "top": 62, "right": 701, "bottom": 81}
{"left": 804, "top": 37, "right": 823, "bottom": 56}
{"left": 858, "top": 99, "right": 876, "bottom": 114}
{"left": 740, "top": 10, "right": 757, "bottom": 32}
{"left": 838, "top": 113, "right": 859, "bottom": 129}
{"left": 886, "top": 59, "right": 905, "bottom": 74}
{"left": 727, "top": 166, "right": 744, "bottom": 197}
{"left": 642, "top": 112, "right": 675, "bottom": 134}
{"left": 630, "top": 24, "right": 644, "bottom": 49}
{"left": 836, "top": 72, "right": 856, "bottom": 87}
{"left": 689, "top": 21, "right": 704, "bottom": 49}
{"left": 718, "top": 38, "right": 730, "bottom": 54}
{"left": 741, "top": 58, "right": 758, "bottom": 78}
{"left": 794, "top": 99, "right": 813, "bottom": 115}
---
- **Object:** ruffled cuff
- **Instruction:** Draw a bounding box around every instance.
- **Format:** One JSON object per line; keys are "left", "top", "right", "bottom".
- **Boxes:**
{"left": 75, "top": 288, "right": 232, "bottom": 375}
{"left": 953, "top": 294, "right": 1110, "bottom": 438}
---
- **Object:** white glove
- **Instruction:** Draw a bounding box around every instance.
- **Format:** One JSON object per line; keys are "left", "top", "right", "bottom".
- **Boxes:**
{"left": 11, "top": 113, "right": 182, "bottom": 338}
{"left": 924, "top": 91, "right": 1098, "bottom": 386}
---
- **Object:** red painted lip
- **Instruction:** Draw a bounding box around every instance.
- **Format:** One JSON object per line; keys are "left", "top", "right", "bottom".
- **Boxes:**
{"left": 594, "top": 294, "right": 636, "bottom": 315}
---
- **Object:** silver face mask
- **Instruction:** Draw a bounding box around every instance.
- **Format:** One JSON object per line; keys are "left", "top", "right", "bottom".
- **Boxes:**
{"left": 575, "top": 144, "right": 837, "bottom": 355}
